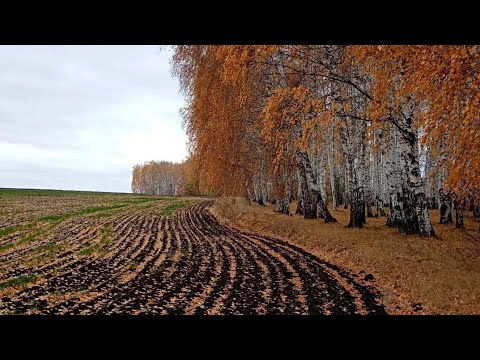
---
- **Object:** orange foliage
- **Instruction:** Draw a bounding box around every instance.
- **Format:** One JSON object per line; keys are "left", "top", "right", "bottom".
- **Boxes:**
{"left": 131, "top": 160, "right": 185, "bottom": 196}
{"left": 171, "top": 45, "right": 480, "bottom": 209}
{"left": 349, "top": 46, "right": 480, "bottom": 203}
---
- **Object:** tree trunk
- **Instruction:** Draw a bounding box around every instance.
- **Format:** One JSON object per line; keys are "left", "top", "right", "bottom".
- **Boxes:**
{"left": 380, "top": 134, "right": 389, "bottom": 212}
{"left": 257, "top": 195, "right": 265, "bottom": 206}
{"left": 376, "top": 129, "right": 387, "bottom": 217}
{"left": 253, "top": 175, "right": 263, "bottom": 205}
{"left": 435, "top": 127, "right": 447, "bottom": 208}
{"left": 295, "top": 169, "right": 304, "bottom": 215}
{"left": 363, "top": 135, "right": 373, "bottom": 219}
{"left": 344, "top": 169, "right": 349, "bottom": 209}
{"left": 317, "top": 190, "right": 334, "bottom": 221}
{"left": 439, "top": 189, "right": 453, "bottom": 224}
{"left": 298, "top": 156, "right": 317, "bottom": 219}
{"left": 257, "top": 189, "right": 265, "bottom": 206}
{"left": 296, "top": 150, "right": 336, "bottom": 222}
{"left": 302, "top": 172, "right": 317, "bottom": 220}
{"left": 387, "top": 192, "right": 403, "bottom": 228}
{"left": 386, "top": 125, "right": 404, "bottom": 228}
{"left": 348, "top": 186, "right": 365, "bottom": 228}
{"left": 405, "top": 190, "right": 435, "bottom": 236}
{"left": 366, "top": 191, "right": 374, "bottom": 217}
{"left": 275, "top": 197, "right": 290, "bottom": 215}
{"left": 275, "top": 172, "right": 291, "bottom": 215}
{"left": 328, "top": 123, "right": 338, "bottom": 211}
{"left": 397, "top": 107, "right": 434, "bottom": 236}
{"left": 312, "top": 153, "right": 326, "bottom": 219}
{"left": 345, "top": 155, "right": 365, "bottom": 228}
{"left": 455, "top": 201, "right": 464, "bottom": 229}
{"left": 316, "top": 152, "right": 328, "bottom": 216}
{"left": 376, "top": 197, "right": 386, "bottom": 217}
{"left": 424, "top": 145, "right": 437, "bottom": 210}
{"left": 473, "top": 206, "right": 480, "bottom": 221}
{"left": 245, "top": 180, "right": 253, "bottom": 203}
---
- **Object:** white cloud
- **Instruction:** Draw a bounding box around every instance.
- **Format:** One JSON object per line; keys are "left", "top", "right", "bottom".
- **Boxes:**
{"left": 0, "top": 45, "right": 188, "bottom": 192}
{"left": 0, "top": 141, "right": 77, "bottom": 164}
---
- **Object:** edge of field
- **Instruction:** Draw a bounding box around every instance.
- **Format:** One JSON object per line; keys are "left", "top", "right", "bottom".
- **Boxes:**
{"left": 211, "top": 197, "right": 480, "bottom": 315}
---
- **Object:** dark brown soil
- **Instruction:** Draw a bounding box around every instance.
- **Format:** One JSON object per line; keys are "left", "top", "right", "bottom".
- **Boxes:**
{"left": 0, "top": 201, "right": 385, "bottom": 315}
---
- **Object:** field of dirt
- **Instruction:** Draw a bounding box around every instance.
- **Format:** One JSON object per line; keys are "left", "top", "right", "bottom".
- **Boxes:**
{"left": 212, "top": 197, "right": 480, "bottom": 314}
{"left": 0, "top": 190, "right": 385, "bottom": 315}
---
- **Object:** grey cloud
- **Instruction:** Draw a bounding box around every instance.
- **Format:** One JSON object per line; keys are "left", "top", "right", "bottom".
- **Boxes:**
{"left": 1, "top": 165, "right": 130, "bottom": 193}
{"left": 0, "top": 45, "right": 187, "bottom": 192}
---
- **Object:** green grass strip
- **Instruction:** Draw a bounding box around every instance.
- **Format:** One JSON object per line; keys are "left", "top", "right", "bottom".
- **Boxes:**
{"left": 159, "top": 201, "right": 189, "bottom": 217}
{"left": 0, "top": 274, "right": 37, "bottom": 290}
{"left": 0, "top": 225, "right": 21, "bottom": 237}
{"left": 0, "top": 243, "right": 14, "bottom": 252}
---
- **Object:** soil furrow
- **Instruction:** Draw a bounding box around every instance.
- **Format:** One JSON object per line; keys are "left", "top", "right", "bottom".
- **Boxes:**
{"left": 0, "top": 200, "right": 385, "bottom": 315}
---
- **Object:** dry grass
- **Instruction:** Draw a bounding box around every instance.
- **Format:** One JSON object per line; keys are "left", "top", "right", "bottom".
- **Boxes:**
{"left": 212, "top": 197, "right": 480, "bottom": 315}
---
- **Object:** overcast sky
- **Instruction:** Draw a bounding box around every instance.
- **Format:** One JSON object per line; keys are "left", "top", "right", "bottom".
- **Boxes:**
{"left": 0, "top": 45, "right": 188, "bottom": 193}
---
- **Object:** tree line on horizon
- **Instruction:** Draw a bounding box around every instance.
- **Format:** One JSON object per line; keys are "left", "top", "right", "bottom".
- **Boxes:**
{"left": 131, "top": 160, "right": 185, "bottom": 196}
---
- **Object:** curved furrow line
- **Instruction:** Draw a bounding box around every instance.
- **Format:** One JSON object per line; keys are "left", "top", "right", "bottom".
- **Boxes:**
{"left": 0, "top": 216, "right": 109, "bottom": 272}
{"left": 81, "top": 217, "right": 174, "bottom": 314}
{"left": 218, "top": 217, "right": 377, "bottom": 314}
{"left": 0, "top": 213, "right": 150, "bottom": 313}
{"left": 220, "top": 227, "right": 304, "bottom": 314}
{"left": 82, "top": 215, "right": 180, "bottom": 314}
{"left": 187, "top": 203, "right": 269, "bottom": 315}
{"left": 103, "top": 213, "right": 147, "bottom": 267}
{"left": 183, "top": 203, "right": 246, "bottom": 315}
{"left": 247, "top": 232, "right": 386, "bottom": 314}
{"left": 109, "top": 214, "right": 199, "bottom": 314}
{"left": 108, "top": 215, "right": 154, "bottom": 268}
{"left": 180, "top": 204, "right": 236, "bottom": 315}
{"left": 1, "top": 200, "right": 386, "bottom": 315}
{"left": 64, "top": 217, "right": 161, "bottom": 314}
{"left": 211, "top": 216, "right": 356, "bottom": 314}
{"left": 0, "top": 216, "right": 105, "bottom": 272}
{"left": 203, "top": 202, "right": 381, "bottom": 314}
{"left": 0, "top": 218, "right": 108, "bottom": 283}
{"left": 186, "top": 203, "right": 293, "bottom": 313}
{"left": 0, "top": 233, "right": 21, "bottom": 247}
{"left": 77, "top": 215, "right": 161, "bottom": 298}
{"left": 176, "top": 202, "right": 291, "bottom": 314}
{"left": 239, "top": 231, "right": 351, "bottom": 314}
{"left": 219, "top": 245, "right": 265, "bottom": 314}
{"left": 63, "top": 217, "right": 167, "bottom": 313}
{"left": 43, "top": 214, "right": 157, "bottom": 314}
{"left": 145, "top": 215, "right": 211, "bottom": 314}
{"left": 26, "top": 211, "right": 142, "bottom": 283}
{"left": 169, "top": 206, "right": 230, "bottom": 315}
{"left": 152, "top": 208, "right": 219, "bottom": 314}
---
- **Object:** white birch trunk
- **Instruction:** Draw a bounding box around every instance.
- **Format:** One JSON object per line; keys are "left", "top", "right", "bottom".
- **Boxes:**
{"left": 328, "top": 122, "right": 338, "bottom": 210}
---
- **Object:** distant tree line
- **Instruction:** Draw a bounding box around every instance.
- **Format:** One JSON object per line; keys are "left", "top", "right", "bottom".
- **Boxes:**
{"left": 131, "top": 160, "right": 186, "bottom": 196}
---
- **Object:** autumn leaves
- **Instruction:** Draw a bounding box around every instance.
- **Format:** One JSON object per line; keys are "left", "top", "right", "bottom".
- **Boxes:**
{"left": 131, "top": 160, "right": 185, "bottom": 196}
{"left": 169, "top": 46, "right": 479, "bottom": 236}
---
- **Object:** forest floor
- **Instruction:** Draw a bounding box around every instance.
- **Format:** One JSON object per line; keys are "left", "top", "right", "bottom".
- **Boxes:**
{"left": 0, "top": 189, "right": 384, "bottom": 315}
{"left": 212, "top": 198, "right": 480, "bottom": 315}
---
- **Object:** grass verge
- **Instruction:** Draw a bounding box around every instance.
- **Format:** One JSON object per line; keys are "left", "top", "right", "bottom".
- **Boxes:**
{"left": 212, "top": 197, "right": 480, "bottom": 315}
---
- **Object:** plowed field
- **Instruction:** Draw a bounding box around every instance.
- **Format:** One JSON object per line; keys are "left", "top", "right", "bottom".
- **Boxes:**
{"left": 0, "top": 190, "right": 385, "bottom": 314}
